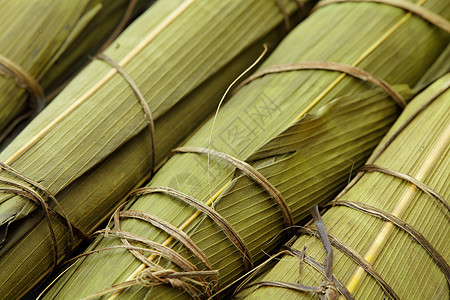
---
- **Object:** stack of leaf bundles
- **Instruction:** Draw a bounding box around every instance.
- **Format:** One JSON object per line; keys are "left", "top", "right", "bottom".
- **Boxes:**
{"left": 0, "top": 0, "right": 149, "bottom": 144}
{"left": 235, "top": 73, "right": 450, "bottom": 300}
{"left": 0, "top": 0, "right": 310, "bottom": 298}
{"left": 42, "top": 0, "right": 449, "bottom": 299}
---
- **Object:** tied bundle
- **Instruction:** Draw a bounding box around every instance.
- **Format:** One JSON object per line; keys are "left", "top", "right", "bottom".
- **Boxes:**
{"left": 41, "top": 0, "right": 449, "bottom": 299}
{"left": 235, "top": 73, "right": 450, "bottom": 300}
{"left": 0, "top": 0, "right": 309, "bottom": 298}
{"left": 0, "top": 0, "right": 149, "bottom": 144}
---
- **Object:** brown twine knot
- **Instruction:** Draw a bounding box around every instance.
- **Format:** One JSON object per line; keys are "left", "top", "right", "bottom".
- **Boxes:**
{"left": 136, "top": 267, "right": 218, "bottom": 299}
{"left": 319, "top": 281, "right": 339, "bottom": 300}
{"left": 137, "top": 268, "right": 179, "bottom": 287}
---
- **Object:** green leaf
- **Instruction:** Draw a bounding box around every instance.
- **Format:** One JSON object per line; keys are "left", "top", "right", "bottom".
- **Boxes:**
{"left": 238, "top": 73, "right": 450, "bottom": 300}
{"left": 0, "top": 0, "right": 307, "bottom": 298}
{"left": 42, "top": 0, "right": 449, "bottom": 298}
{"left": 0, "top": 0, "right": 149, "bottom": 143}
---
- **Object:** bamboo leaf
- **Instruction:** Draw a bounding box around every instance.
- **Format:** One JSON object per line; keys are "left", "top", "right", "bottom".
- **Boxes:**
{"left": 41, "top": 0, "right": 450, "bottom": 298}
{"left": 237, "top": 73, "right": 450, "bottom": 300}
{"left": 0, "top": 0, "right": 307, "bottom": 298}
{"left": 0, "top": 0, "right": 149, "bottom": 144}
